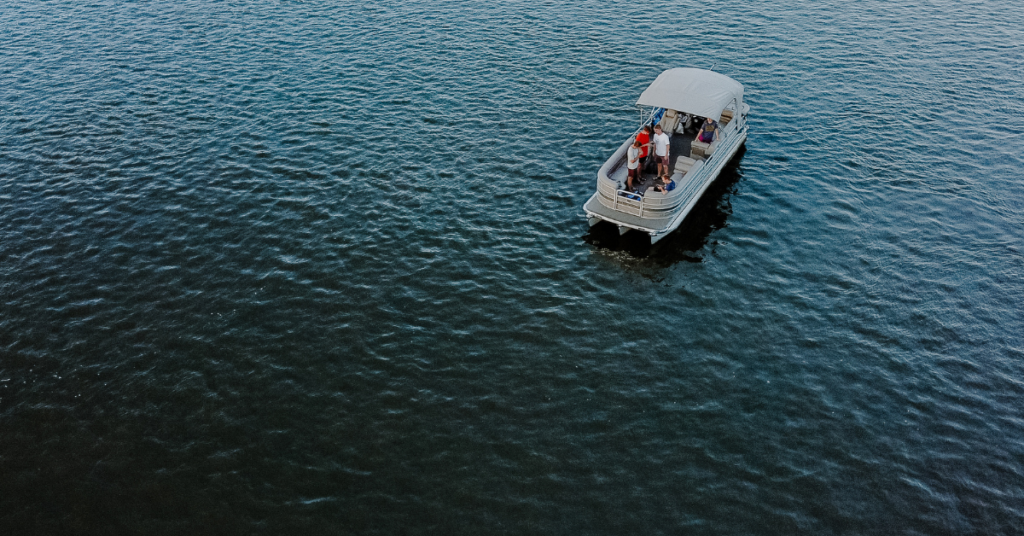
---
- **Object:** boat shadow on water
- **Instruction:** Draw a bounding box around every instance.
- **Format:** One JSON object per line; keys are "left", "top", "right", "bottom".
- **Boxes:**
{"left": 582, "top": 146, "right": 746, "bottom": 265}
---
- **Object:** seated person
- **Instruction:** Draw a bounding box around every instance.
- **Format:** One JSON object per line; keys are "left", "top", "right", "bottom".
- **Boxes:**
{"left": 654, "top": 174, "right": 675, "bottom": 193}
{"left": 695, "top": 117, "right": 719, "bottom": 144}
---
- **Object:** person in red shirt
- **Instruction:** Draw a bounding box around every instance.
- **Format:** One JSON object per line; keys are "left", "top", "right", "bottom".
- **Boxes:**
{"left": 635, "top": 125, "right": 652, "bottom": 172}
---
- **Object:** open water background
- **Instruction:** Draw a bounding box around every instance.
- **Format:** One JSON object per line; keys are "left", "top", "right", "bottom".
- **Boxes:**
{"left": 2, "top": 0, "right": 1023, "bottom": 533}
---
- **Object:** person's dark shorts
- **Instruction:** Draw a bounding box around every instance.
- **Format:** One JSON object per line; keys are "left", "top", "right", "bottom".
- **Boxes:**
{"left": 628, "top": 167, "right": 640, "bottom": 180}
{"left": 657, "top": 155, "right": 670, "bottom": 166}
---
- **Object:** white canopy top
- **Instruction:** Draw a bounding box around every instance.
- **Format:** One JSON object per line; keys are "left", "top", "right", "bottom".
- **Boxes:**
{"left": 635, "top": 68, "right": 744, "bottom": 121}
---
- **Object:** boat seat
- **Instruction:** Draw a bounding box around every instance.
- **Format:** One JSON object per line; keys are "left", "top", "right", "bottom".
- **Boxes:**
{"left": 690, "top": 140, "right": 718, "bottom": 159}
{"left": 659, "top": 109, "right": 680, "bottom": 133}
{"left": 641, "top": 174, "right": 685, "bottom": 204}
{"left": 719, "top": 109, "right": 735, "bottom": 126}
{"left": 649, "top": 162, "right": 705, "bottom": 199}
{"left": 674, "top": 156, "right": 697, "bottom": 174}
{"left": 690, "top": 139, "right": 710, "bottom": 159}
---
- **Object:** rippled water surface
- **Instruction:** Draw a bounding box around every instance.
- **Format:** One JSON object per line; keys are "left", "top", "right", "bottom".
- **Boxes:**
{"left": 3, "top": 0, "right": 1023, "bottom": 533}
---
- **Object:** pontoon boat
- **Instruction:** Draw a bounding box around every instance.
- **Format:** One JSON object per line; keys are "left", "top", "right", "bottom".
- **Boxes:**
{"left": 583, "top": 68, "right": 749, "bottom": 244}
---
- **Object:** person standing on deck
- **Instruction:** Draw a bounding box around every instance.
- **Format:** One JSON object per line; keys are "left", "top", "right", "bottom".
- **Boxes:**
{"left": 653, "top": 124, "right": 670, "bottom": 178}
{"left": 635, "top": 125, "right": 653, "bottom": 172}
{"left": 626, "top": 139, "right": 642, "bottom": 191}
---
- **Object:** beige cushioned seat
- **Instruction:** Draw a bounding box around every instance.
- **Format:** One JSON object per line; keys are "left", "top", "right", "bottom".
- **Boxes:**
{"left": 719, "top": 109, "right": 734, "bottom": 127}
{"left": 659, "top": 109, "right": 680, "bottom": 133}
{"left": 690, "top": 140, "right": 710, "bottom": 159}
{"left": 674, "top": 156, "right": 697, "bottom": 174}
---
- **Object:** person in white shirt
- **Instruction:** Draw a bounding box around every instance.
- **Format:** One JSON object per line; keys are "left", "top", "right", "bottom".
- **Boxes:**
{"left": 653, "top": 125, "right": 671, "bottom": 177}
{"left": 626, "top": 138, "right": 642, "bottom": 191}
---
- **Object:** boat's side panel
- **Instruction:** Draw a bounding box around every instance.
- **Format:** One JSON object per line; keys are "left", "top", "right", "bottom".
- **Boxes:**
{"left": 597, "top": 137, "right": 635, "bottom": 189}
{"left": 583, "top": 192, "right": 672, "bottom": 233}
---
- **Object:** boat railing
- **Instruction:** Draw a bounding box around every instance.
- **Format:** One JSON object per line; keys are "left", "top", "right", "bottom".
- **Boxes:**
{"left": 633, "top": 107, "right": 664, "bottom": 137}
{"left": 672, "top": 171, "right": 709, "bottom": 213}
{"left": 599, "top": 181, "right": 646, "bottom": 218}
{"left": 597, "top": 157, "right": 709, "bottom": 219}
{"left": 597, "top": 174, "right": 694, "bottom": 220}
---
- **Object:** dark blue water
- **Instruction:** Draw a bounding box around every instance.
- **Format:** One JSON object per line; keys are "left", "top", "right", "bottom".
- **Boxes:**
{"left": 3, "top": 0, "right": 1023, "bottom": 533}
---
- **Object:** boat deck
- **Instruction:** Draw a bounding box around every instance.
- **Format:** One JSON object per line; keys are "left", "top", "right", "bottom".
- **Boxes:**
{"left": 586, "top": 120, "right": 747, "bottom": 236}
{"left": 633, "top": 129, "right": 694, "bottom": 193}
